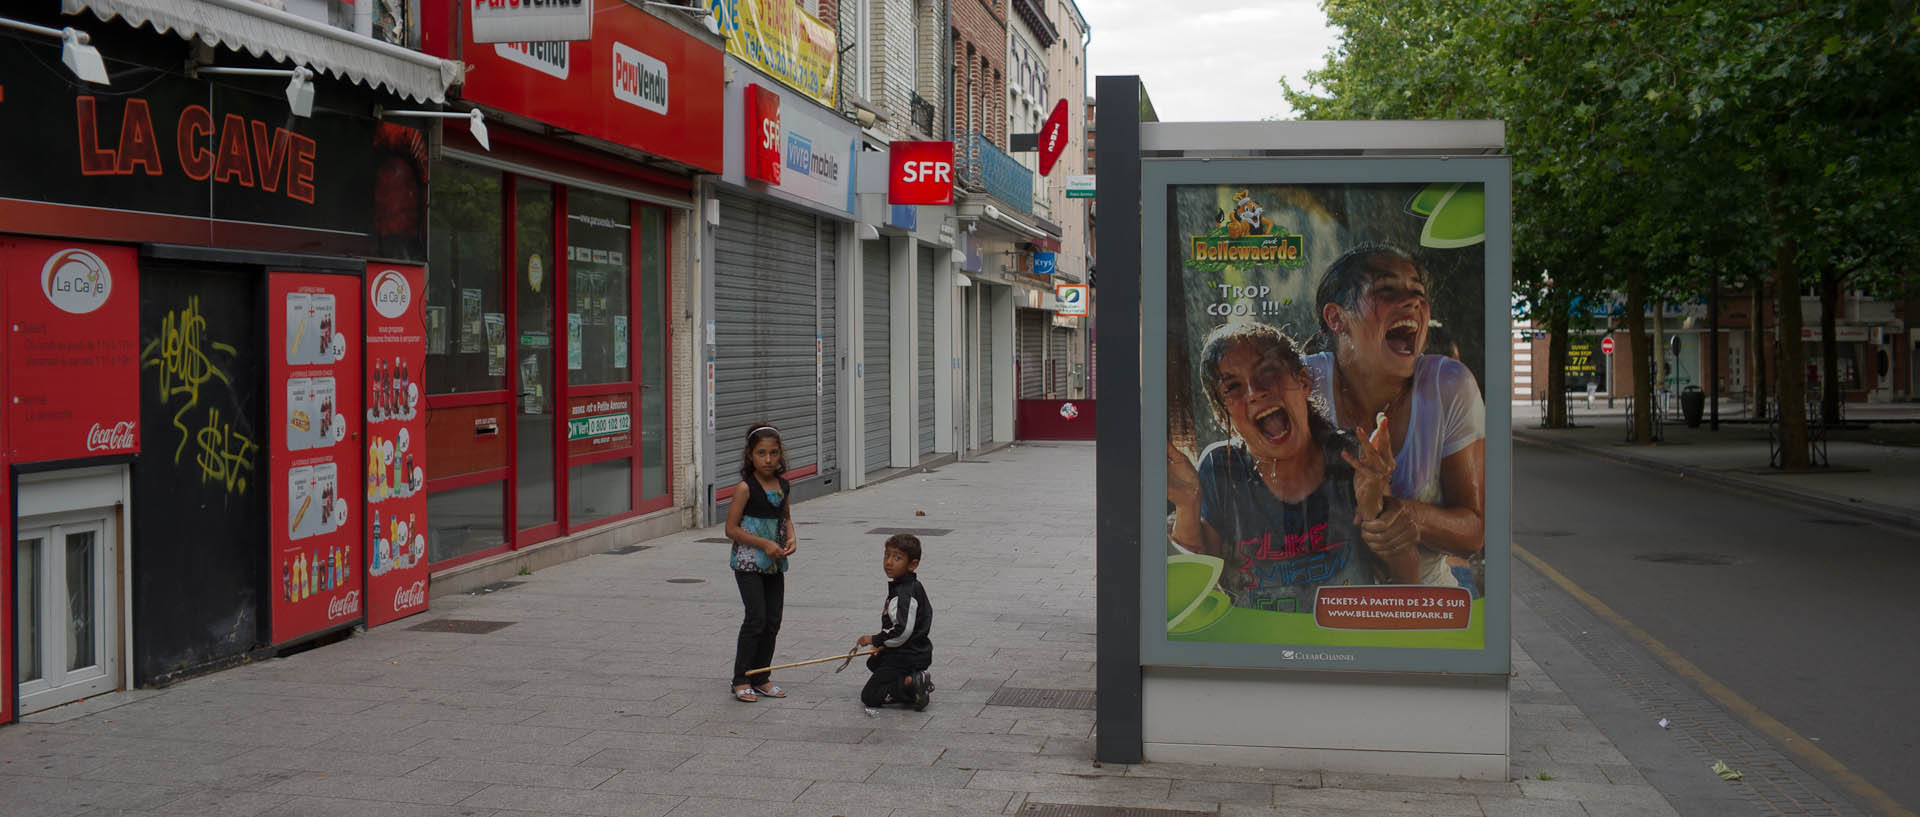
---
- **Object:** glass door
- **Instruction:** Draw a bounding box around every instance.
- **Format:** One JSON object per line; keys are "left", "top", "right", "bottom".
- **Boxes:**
{"left": 15, "top": 513, "right": 117, "bottom": 714}
{"left": 514, "top": 178, "right": 560, "bottom": 540}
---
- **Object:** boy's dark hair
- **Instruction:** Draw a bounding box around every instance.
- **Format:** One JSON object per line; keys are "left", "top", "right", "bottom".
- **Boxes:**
{"left": 737, "top": 424, "right": 787, "bottom": 483}
{"left": 884, "top": 533, "right": 922, "bottom": 563}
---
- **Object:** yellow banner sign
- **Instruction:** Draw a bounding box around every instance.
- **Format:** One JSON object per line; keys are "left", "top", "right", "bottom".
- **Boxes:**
{"left": 712, "top": 0, "right": 838, "bottom": 107}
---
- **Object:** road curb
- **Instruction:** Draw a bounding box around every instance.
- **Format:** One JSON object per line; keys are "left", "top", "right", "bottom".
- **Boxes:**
{"left": 1512, "top": 429, "right": 1920, "bottom": 532}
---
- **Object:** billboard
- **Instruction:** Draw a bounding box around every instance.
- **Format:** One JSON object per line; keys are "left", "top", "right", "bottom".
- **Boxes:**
{"left": 1144, "top": 159, "right": 1511, "bottom": 674}
{"left": 711, "top": 0, "right": 838, "bottom": 107}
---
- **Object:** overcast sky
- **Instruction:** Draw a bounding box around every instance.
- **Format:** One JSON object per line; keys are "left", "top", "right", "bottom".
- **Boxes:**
{"left": 1079, "top": 0, "right": 1340, "bottom": 122}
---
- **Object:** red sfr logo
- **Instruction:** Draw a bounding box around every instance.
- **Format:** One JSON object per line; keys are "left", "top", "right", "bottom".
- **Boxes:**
{"left": 888, "top": 141, "right": 955, "bottom": 206}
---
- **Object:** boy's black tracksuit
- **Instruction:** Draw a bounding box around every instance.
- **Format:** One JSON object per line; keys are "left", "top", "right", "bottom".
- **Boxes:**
{"left": 862, "top": 571, "right": 933, "bottom": 708}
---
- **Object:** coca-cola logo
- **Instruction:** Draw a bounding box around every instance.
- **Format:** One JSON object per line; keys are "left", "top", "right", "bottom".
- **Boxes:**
{"left": 42, "top": 248, "right": 113, "bottom": 314}
{"left": 370, "top": 269, "right": 412, "bottom": 319}
{"left": 326, "top": 590, "right": 362, "bottom": 621}
{"left": 86, "top": 421, "right": 137, "bottom": 452}
{"left": 394, "top": 580, "right": 427, "bottom": 610}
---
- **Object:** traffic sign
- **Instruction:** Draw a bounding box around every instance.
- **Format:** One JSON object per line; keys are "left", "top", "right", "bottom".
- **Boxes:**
{"left": 1600, "top": 336, "right": 1615, "bottom": 355}
{"left": 1065, "top": 175, "right": 1095, "bottom": 198}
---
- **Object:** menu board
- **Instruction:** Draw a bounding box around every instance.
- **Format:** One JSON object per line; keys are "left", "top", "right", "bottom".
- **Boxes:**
{"left": 3, "top": 239, "right": 140, "bottom": 462}
{"left": 269, "top": 272, "right": 363, "bottom": 644}
{"left": 364, "top": 264, "right": 430, "bottom": 626}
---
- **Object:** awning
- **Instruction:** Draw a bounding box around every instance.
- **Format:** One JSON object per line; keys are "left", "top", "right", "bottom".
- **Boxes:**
{"left": 64, "top": 0, "right": 461, "bottom": 104}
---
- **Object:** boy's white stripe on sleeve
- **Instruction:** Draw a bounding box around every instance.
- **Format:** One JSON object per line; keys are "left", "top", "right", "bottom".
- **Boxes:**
{"left": 882, "top": 598, "right": 918, "bottom": 648}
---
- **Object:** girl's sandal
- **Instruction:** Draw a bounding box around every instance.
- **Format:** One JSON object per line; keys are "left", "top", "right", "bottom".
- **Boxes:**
{"left": 731, "top": 686, "right": 758, "bottom": 703}
{"left": 752, "top": 684, "right": 787, "bottom": 698}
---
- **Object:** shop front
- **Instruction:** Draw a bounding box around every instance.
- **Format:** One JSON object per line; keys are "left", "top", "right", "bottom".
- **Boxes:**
{"left": 706, "top": 69, "right": 861, "bottom": 515}
{"left": 418, "top": 0, "right": 720, "bottom": 576}
{"left": 2, "top": 1, "right": 459, "bottom": 719}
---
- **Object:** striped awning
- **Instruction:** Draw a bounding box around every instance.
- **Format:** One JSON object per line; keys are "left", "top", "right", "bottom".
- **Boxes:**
{"left": 64, "top": 0, "right": 461, "bottom": 103}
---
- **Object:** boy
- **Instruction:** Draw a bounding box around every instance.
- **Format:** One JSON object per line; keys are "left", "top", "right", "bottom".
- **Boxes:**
{"left": 856, "top": 534, "right": 934, "bottom": 710}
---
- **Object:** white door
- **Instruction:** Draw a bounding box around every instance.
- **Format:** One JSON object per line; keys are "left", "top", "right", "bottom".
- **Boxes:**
{"left": 15, "top": 469, "right": 125, "bottom": 715}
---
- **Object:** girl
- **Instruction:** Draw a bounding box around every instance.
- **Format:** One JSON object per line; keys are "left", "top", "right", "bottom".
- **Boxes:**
{"left": 1305, "top": 243, "right": 1487, "bottom": 590}
{"left": 726, "top": 425, "right": 798, "bottom": 702}
{"left": 1167, "top": 322, "right": 1421, "bottom": 613}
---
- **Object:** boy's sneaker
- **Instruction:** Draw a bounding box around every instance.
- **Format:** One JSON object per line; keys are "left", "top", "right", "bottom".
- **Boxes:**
{"left": 911, "top": 671, "right": 932, "bottom": 711}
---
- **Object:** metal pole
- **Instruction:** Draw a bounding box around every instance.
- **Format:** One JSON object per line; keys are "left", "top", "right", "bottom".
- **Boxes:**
{"left": 1710, "top": 272, "right": 1720, "bottom": 430}
{"left": 1092, "top": 75, "right": 1143, "bottom": 765}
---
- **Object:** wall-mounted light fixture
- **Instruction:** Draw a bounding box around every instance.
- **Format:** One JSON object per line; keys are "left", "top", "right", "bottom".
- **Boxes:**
{"left": 377, "top": 106, "right": 491, "bottom": 151}
{"left": 633, "top": 1, "right": 721, "bottom": 36}
{"left": 193, "top": 65, "right": 315, "bottom": 117}
{"left": 0, "top": 16, "right": 108, "bottom": 85}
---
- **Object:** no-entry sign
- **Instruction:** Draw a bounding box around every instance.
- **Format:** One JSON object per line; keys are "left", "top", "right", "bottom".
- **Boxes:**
{"left": 1601, "top": 336, "right": 1615, "bottom": 355}
{"left": 889, "top": 141, "right": 955, "bottom": 205}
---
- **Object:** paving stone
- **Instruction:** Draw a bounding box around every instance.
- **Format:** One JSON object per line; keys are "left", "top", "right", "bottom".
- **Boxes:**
{"left": 408, "top": 757, "right": 619, "bottom": 789}
{"left": 459, "top": 782, "right": 682, "bottom": 816}
{"left": 656, "top": 798, "right": 889, "bottom": 817}
{"left": 144, "top": 788, "right": 294, "bottom": 817}
{"left": 264, "top": 772, "right": 488, "bottom": 805}
{"left": 965, "top": 769, "right": 1172, "bottom": 799}
{"left": 794, "top": 781, "right": 1014, "bottom": 813}
{"left": 597, "top": 769, "right": 813, "bottom": 801}
{"left": 1269, "top": 786, "right": 1485, "bottom": 815}
{"left": 254, "top": 795, "right": 501, "bottom": 817}
{"left": 672, "top": 753, "right": 877, "bottom": 782}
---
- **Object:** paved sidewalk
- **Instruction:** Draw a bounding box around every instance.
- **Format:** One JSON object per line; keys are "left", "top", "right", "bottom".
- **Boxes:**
{"left": 2, "top": 443, "right": 1683, "bottom": 817}
{"left": 1512, "top": 401, "right": 1920, "bottom": 528}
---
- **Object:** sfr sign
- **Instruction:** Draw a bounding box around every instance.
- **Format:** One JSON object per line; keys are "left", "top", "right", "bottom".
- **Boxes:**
{"left": 888, "top": 141, "right": 954, "bottom": 206}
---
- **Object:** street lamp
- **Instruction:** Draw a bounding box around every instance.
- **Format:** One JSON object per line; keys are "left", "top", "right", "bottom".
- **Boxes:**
{"left": 194, "top": 65, "right": 315, "bottom": 117}
{"left": 0, "top": 16, "right": 109, "bottom": 85}
{"left": 376, "top": 107, "right": 491, "bottom": 151}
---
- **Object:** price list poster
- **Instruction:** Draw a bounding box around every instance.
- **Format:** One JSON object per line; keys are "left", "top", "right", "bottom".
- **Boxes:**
{"left": 269, "top": 272, "right": 364, "bottom": 644}
{"left": 363, "top": 264, "right": 429, "bottom": 626}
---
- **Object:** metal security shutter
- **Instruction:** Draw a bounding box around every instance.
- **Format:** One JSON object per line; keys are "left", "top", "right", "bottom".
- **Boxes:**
{"left": 862, "top": 241, "right": 891, "bottom": 473}
{"left": 817, "top": 219, "right": 838, "bottom": 476}
{"left": 1018, "top": 309, "right": 1045, "bottom": 398}
{"left": 1048, "top": 325, "right": 1070, "bottom": 397}
{"left": 916, "top": 247, "right": 935, "bottom": 456}
{"left": 715, "top": 191, "right": 821, "bottom": 475}
{"left": 979, "top": 289, "right": 994, "bottom": 444}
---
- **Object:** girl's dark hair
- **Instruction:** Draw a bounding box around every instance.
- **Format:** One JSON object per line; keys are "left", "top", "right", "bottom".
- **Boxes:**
{"left": 738, "top": 425, "right": 787, "bottom": 483}
{"left": 1198, "top": 322, "right": 1334, "bottom": 445}
{"left": 1310, "top": 243, "right": 1429, "bottom": 353}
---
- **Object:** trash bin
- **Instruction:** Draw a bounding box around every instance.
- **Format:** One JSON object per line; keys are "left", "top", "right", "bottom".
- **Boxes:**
{"left": 1680, "top": 385, "right": 1705, "bottom": 427}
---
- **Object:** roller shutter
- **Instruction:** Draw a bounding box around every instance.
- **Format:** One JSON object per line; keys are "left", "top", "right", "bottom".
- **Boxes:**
{"left": 1048, "top": 325, "right": 1071, "bottom": 397}
{"left": 862, "top": 241, "right": 891, "bottom": 473}
{"left": 979, "top": 289, "right": 994, "bottom": 444}
{"left": 714, "top": 191, "right": 824, "bottom": 479}
{"left": 1017, "top": 309, "right": 1045, "bottom": 398}
{"left": 817, "top": 220, "right": 838, "bottom": 476}
{"left": 917, "top": 246, "right": 936, "bottom": 456}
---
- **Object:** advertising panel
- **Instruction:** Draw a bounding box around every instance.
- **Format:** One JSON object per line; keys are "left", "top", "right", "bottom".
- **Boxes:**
{"left": 472, "top": 0, "right": 592, "bottom": 43}
{"left": 712, "top": 0, "right": 838, "bottom": 108}
{"left": 269, "top": 273, "right": 364, "bottom": 644}
{"left": 889, "top": 141, "right": 955, "bottom": 206}
{"left": 3, "top": 239, "right": 140, "bottom": 462}
{"left": 745, "top": 84, "right": 783, "bottom": 184}
{"left": 751, "top": 84, "right": 855, "bottom": 214}
{"left": 364, "top": 264, "right": 430, "bottom": 627}
{"left": 1145, "top": 160, "right": 1511, "bottom": 674}
{"left": 453, "top": 0, "right": 724, "bottom": 173}
{"left": 567, "top": 393, "right": 634, "bottom": 456}
{"left": 1564, "top": 338, "right": 1606, "bottom": 393}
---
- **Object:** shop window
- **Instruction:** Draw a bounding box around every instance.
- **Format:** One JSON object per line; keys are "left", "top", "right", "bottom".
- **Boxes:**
{"left": 639, "top": 207, "right": 670, "bottom": 501}
{"left": 427, "top": 482, "right": 508, "bottom": 563}
{"left": 426, "top": 163, "right": 506, "bottom": 394}
{"left": 568, "top": 460, "right": 633, "bottom": 524}
{"left": 515, "top": 178, "right": 559, "bottom": 533}
{"left": 565, "top": 189, "right": 633, "bottom": 386}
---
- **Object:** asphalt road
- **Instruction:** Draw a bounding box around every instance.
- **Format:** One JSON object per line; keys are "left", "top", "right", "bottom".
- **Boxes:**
{"left": 1514, "top": 443, "right": 1920, "bottom": 815}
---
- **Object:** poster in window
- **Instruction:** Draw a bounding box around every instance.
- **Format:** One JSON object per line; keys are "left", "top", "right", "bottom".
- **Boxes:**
{"left": 1159, "top": 179, "right": 1498, "bottom": 669}
{"left": 460, "top": 288, "right": 483, "bottom": 353}
{"left": 614, "top": 315, "right": 629, "bottom": 370}
{"left": 484, "top": 313, "right": 506, "bottom": 376}
{"left": 364, "top": 264, "right": 430, "bottom": 626}
{"left": 567, "top": 312, "right": 584, "bottom": 370}
{"left": 425, "top": 305, "right": 448, "bottom": 355}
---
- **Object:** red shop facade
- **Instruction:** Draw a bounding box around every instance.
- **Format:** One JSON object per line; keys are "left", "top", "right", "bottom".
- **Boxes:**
{"left": 1, "top": 3, "right": 459, "bottom": 720}
{"left": 415, "top": 0, "right": 722, "bottom": 577}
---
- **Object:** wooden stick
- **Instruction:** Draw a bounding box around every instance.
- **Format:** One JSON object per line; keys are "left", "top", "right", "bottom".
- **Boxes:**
{"left": 746, "top": 648, "right": 878, "bottom": 676}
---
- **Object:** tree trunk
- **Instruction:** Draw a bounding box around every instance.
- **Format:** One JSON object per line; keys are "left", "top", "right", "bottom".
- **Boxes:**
{"left": 1819, "top": 268, "right": 1841, "bottom": 427}
{"left": 1626, "top": 265, "right": 1652, "bottom": 442}
{"left": 1651, "top": 299, "right": 1668, "bottom": 395}
{"left": 1545, "top": 288, "right": 1569, "bottom": 427}
{"left": 1774, "top": 242, "right": 1810, "bottom": 467}
{"left": 1752, "top": 282, "right": 1767, "bottom": 419}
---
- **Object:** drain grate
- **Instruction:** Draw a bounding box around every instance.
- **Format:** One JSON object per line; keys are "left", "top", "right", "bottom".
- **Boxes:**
{"left": 605, "top": 545, "right": 650, "bottom": 555}
{"left": 865, "top": 527, "right": 953, "bottom": 537}
{"left": 1017, "top": 804, "right": 1212, "bottom": 817}
{"left": 1634, "top": 552, "right": 1737, "bottom": 566}
{"left": 666, "top": 577, "right": 706, "bottom": 584}
{"left": 407, "top": 619, "right": 515, "bottom": 634}
{"left": 987, "top": 687, "right": 1097, "bottom": 710}
{"left": 695, "top": 537, "right": 732, "bottom": 544}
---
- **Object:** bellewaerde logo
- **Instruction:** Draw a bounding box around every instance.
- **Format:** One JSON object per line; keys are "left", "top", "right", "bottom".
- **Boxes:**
{"left": 86, "top": 421, "right": 137, "bottom": 452}
{"left": 370, "top": 269, "right": 412, "bottom": 319}
{"left": 42, "top": 248, "right": 112, "bottom": 314}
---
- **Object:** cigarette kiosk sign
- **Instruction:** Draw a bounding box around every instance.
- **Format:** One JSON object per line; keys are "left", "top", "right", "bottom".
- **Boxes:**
{"left": 472, "top": 0, "right": 593, "bottom": 43}
{"left": 889, "top": 141, "right": 955, "bottom": 206}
